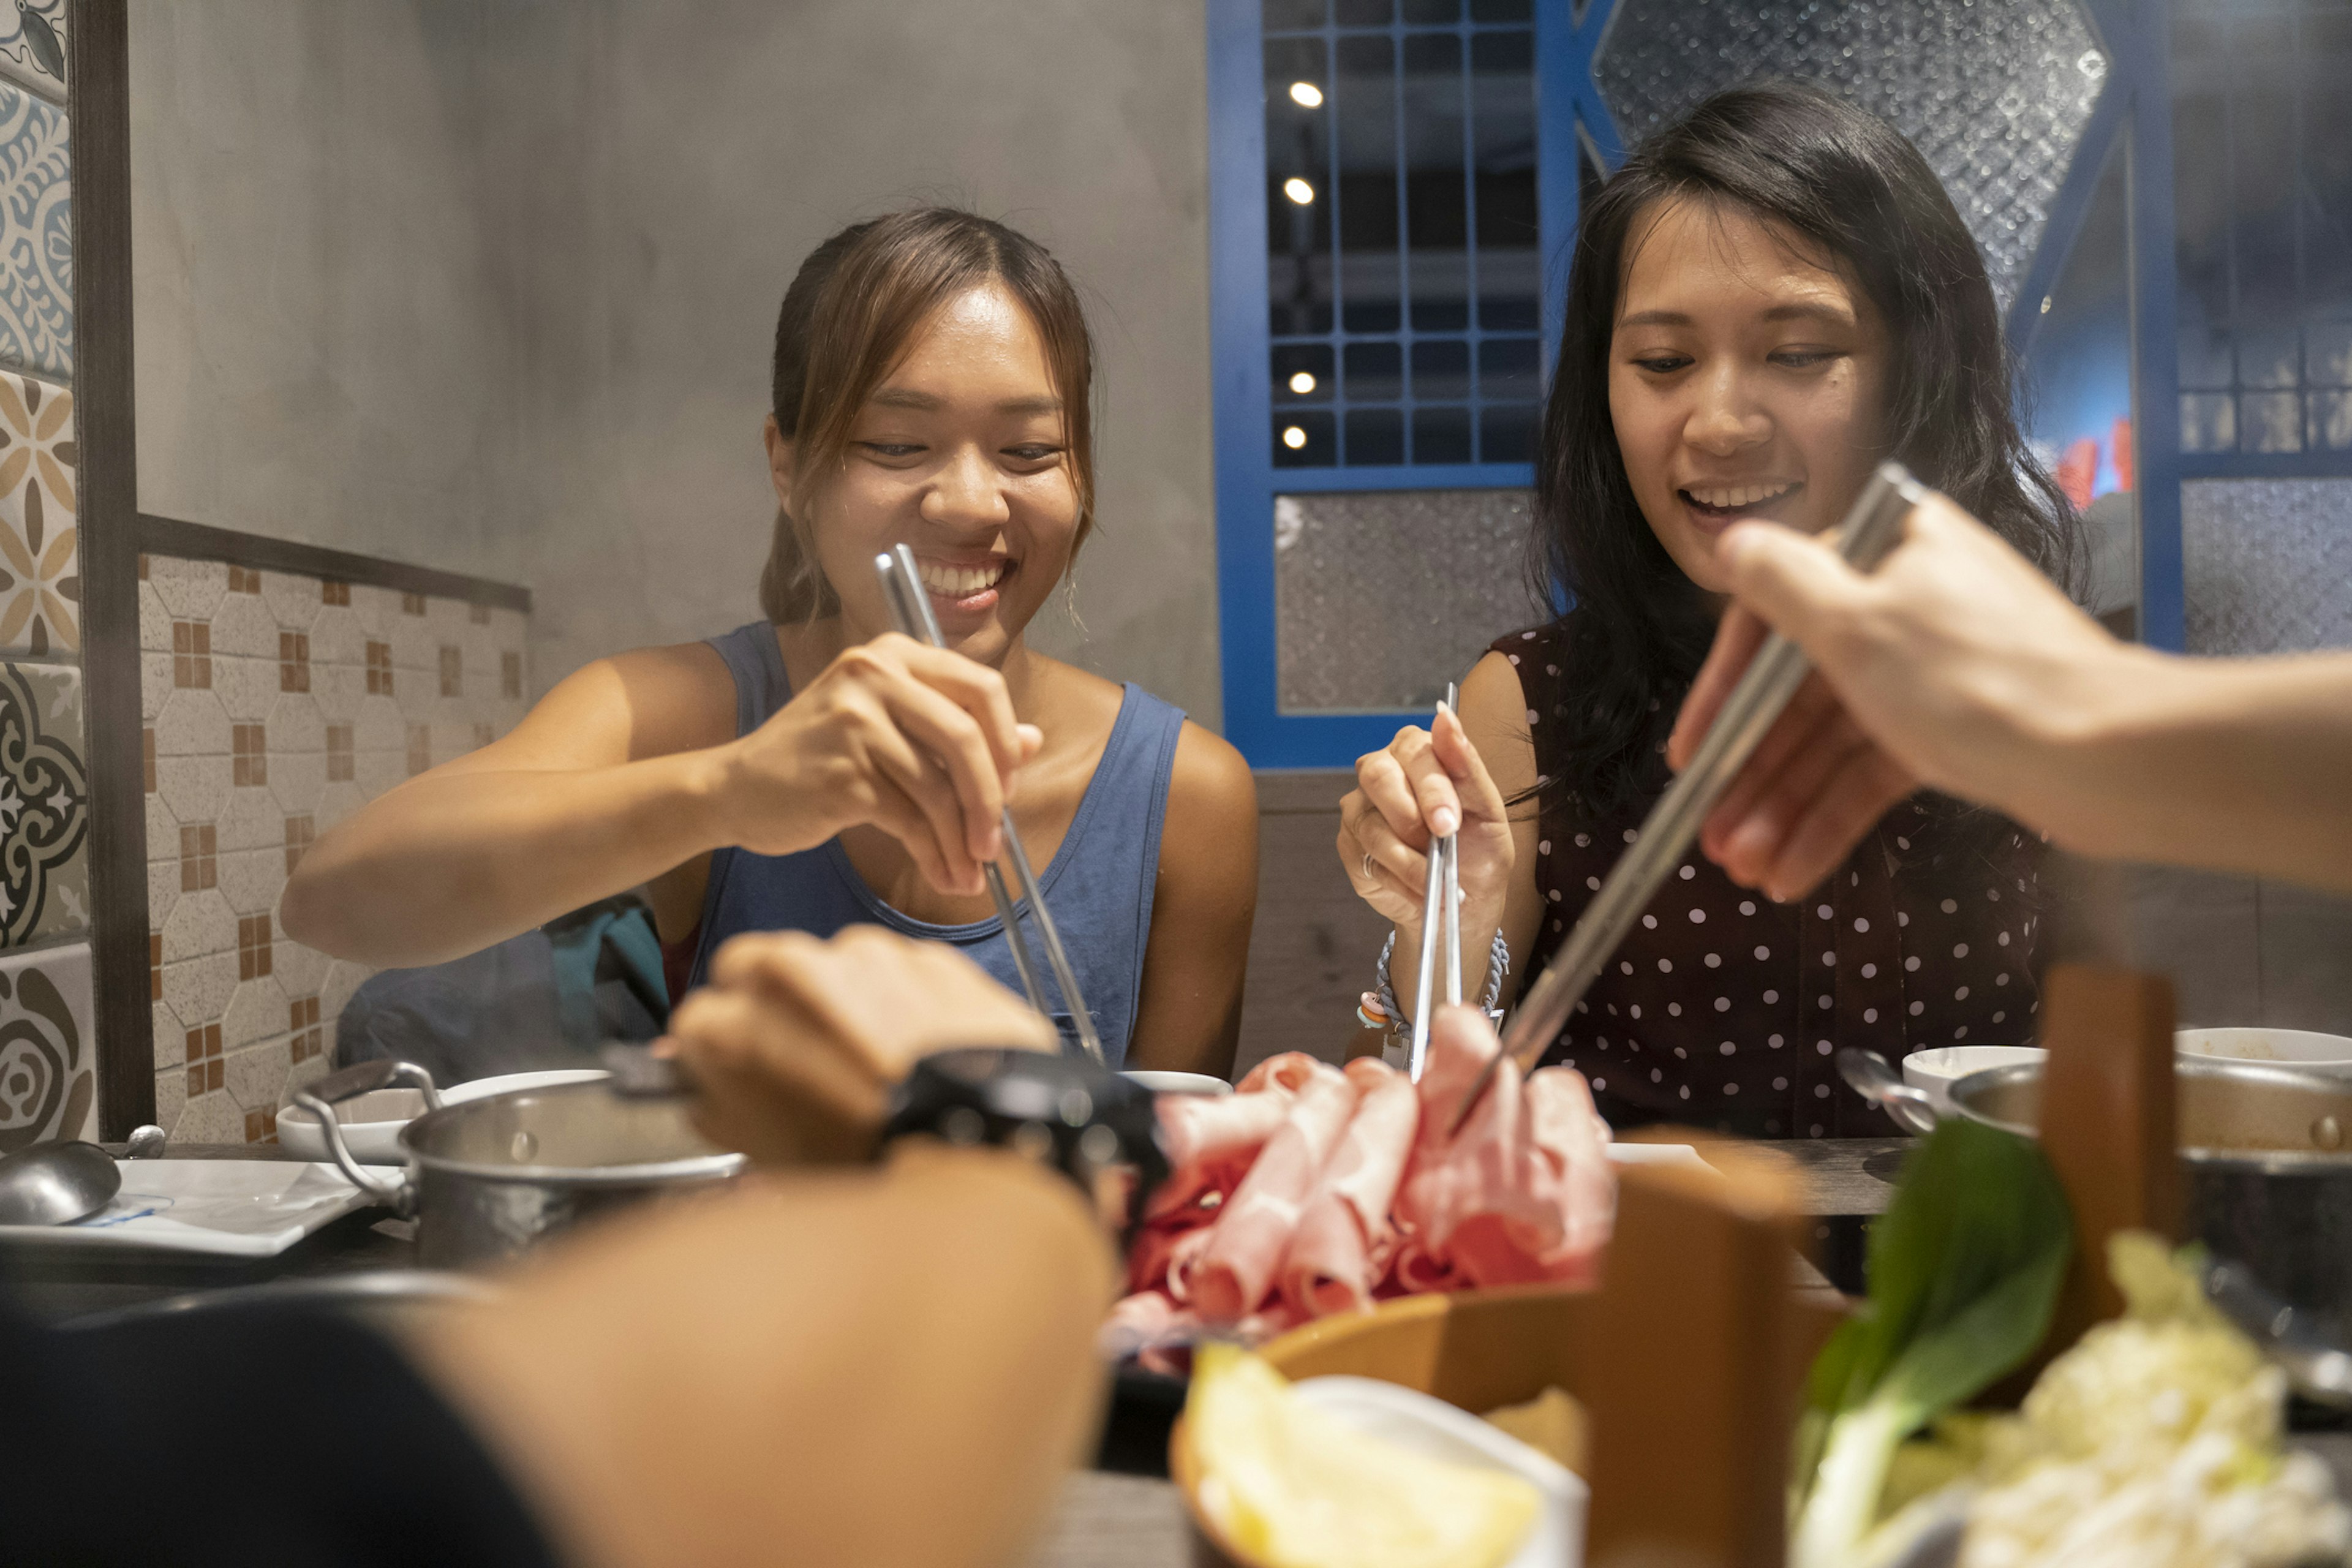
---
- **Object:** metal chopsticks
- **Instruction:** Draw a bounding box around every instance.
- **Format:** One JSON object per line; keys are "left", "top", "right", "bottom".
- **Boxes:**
{"left": 1446, "top": 461, "right": 1928, "bottom": 1134}
{"left": 1406, "top": 682, "right": 1462, "bottom": 1082}
{"left": 872, "top": 545, "right": 1107, "bottom": 1065}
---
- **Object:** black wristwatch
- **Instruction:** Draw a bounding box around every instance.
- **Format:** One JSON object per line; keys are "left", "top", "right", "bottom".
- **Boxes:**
{"left": 878, "top": 1049, "right": 1170, "bottom": 1243}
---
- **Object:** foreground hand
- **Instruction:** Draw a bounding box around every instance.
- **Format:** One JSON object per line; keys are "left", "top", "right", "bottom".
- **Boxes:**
{"left": 1338, "top": 704, "right": 1514, "bottom": 931}
{"left": 719, "top": 633, "right": 1044, "bottom": 897}
{"left": 1668, "top": 492, "right": 2125, "bottom": 898}
{"left": 667, "top": 925, "right": 1057, "bottom": 1163}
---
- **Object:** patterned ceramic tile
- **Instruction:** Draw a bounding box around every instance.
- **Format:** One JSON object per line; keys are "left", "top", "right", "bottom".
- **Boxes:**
{"left": 0, "top": 3, "right": 65, "bottom": 101}
{"left": 138, "top": 555, "right": 530, "bottom": 1104}
{"left": 0, "top": 79, "right": 67, "bottom": 380}
{"left": 0, "top": 658, "right": 83, "bottom": 945}
{"left": 0, "top": 938, "right": 92, "bottom": 1150}
{"left": 0, "top": 369, "right": 72, "bottom": 654}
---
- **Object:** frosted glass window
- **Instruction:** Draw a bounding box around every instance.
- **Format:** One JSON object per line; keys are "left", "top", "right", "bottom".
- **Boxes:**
{"left": 1593, "top": 0, "right": 2106, "bottom": 314}
{"left": 2183, "top": 480, "right": 2352, "bottom": 657}
{"left": 1274, "top": 489, "right": 1540, "bottom": 710}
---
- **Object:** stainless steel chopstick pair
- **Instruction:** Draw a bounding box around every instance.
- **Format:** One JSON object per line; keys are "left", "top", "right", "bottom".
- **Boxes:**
{"left": 1406, "top": 682, "right": 1462, "bottom": 1082}
{"left": 872, "top": 545, "right": 1106, "bottom": 1065}
{"left": 1446, "top": 461, "right": 1928, "bottom": 1133}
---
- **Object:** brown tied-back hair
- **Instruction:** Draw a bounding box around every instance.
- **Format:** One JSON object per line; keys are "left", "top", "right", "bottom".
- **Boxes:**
{"left": 760, "top": 208, "right": 1098, "bottom": 624}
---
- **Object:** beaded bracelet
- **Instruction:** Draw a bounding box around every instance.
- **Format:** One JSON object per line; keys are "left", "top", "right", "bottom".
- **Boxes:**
{"left": 1357, "top": 928, "right": 1510, "bottom": 1033}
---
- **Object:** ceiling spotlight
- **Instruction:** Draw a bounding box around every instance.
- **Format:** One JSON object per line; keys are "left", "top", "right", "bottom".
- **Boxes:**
{"left": 1288, "top": 371, "right": 1317, "bottom": 394}
{"left": 1289, "top": 81, "right": 1324, "bottom": 108}
{"left": 1281, "top": 425, "right": 1309, "bottom": 450}
{"left": 1283, "top": 177, "right": 1316, "bottom": 206}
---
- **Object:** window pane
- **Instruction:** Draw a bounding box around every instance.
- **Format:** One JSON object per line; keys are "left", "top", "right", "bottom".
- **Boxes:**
{"left": 1273, "top": 343, "right": 1335, "bottom": 402}
{"left": 1412, "top": 405, "right": 1472, "bottom": 463}
{"left": 1345, "top": 407, "right": 1406, "bottom": 464}
{"left": 1264, "top": 0, "right": 1327, "bottom": 29}
{"left": 1273, "top": 411, "right": 1337, "bottom": 467}
{"left": 1402, "top": 31, "right": 1467, "bottom": 333}
{"left": 1345, "top": 339, "right": 1404, "bottom": 400}
{"left": 1411, "top": 339, "right": 1471, "bottom": 399}
{"left": 1265, "top": 34, "right": 1333, "bottom": 339}
{"left": 1479, "top": 404, "right": 1538, "bottom": 464}
{"left": 1334, "top": 34, "right": 1401, "bottom": 335}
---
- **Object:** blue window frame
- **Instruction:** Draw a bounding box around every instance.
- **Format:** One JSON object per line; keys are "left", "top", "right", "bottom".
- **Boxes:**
{"left": 1209, "top": 0, "right": 1623, "bottom": 766}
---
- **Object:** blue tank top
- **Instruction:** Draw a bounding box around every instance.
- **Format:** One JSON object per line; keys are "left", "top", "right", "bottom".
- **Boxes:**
{"left": 686, "top": 622, "right": 1186, "bottom": 1068}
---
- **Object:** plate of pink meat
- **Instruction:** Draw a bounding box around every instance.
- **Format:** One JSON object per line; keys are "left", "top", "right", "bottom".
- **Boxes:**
{"left": 1107, "top": 1015, "right": 1624, "bottom": 1371}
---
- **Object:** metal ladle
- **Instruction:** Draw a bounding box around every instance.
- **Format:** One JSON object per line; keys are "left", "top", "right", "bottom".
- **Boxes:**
{"left": 0, "top": 1140, "right": 121, "bottom": 1226}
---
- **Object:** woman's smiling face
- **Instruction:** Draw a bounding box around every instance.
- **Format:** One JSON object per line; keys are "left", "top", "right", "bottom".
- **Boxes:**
{"left": 1607, "top": 197, "right": 1890, "bottom": 597}
{"left": 787, "top": 282, "right": 1080, "bottom": 665}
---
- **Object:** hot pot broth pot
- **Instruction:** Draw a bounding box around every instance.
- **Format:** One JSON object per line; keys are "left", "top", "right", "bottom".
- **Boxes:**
{"left": 1947, "top": 1056, "right": 2352, "bottom": 1342}
{"left": 294, "top": 1060, "right": 745, "bottom": 1267}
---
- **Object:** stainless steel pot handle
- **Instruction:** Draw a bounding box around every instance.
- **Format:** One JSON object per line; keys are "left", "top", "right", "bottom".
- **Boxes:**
{"left": 1835, "top": 1047, "right": 1941, "bottom": 1136}
{"left": 288, "top": 1060, "right": 439, "bottom": 1212}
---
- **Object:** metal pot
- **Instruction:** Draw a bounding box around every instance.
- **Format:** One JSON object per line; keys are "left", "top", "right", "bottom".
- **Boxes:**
{"left": 1947, "top": 1056, "right": 2352, "bottom": 1343}
{"left": 293, "top": 1060, "right": 744, "bottom": 1268}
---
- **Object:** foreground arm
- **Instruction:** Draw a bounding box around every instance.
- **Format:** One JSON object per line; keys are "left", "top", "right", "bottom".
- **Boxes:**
{"left": 412, "top": 1145, "right": 1114, "bottom": 1568}
{"left": 1669, "top": 494, "right": 2352, "bottom": 897}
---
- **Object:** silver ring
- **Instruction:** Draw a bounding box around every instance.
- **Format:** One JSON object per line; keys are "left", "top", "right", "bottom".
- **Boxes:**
{"left": 1360, "top": 853, "right": 1376, "bottom": 880}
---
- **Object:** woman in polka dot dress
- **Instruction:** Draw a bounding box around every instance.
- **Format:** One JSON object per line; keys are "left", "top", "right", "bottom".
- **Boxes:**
{"left": 1337, "top": 85, "right": 2080, "bottom": 1139}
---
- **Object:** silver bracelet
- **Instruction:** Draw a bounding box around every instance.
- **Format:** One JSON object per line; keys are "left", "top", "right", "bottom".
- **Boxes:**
{"left": 1360, "top": 929, "right": 1510, "bottom": 1031}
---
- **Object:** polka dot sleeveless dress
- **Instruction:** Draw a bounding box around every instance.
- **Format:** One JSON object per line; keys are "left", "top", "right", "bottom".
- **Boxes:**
{"left": 1496, "top": 625, "right": 2045, "bottom": 1140}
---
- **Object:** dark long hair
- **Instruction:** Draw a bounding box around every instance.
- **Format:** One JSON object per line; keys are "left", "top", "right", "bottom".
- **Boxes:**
{"left": 1532, "top": 81, "right": 2078, "bottom": 820}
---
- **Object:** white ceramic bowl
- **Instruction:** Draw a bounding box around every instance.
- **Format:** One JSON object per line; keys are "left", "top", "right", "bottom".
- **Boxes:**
{"left": 2177, "top": 1027, "right": 2352, "bottom": 1077}
{"left": 1121, "top": 1070, "right": 1233, "bottom": 1098}
{"left": 1902, "top": 1046, "right": 2047, "bottom": 1118}
{"left": 277, "top": 1068, "right": 611, "bottom": 1164}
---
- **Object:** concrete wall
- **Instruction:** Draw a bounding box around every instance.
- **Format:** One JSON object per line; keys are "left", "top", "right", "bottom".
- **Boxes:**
{"left": 130, "top": 0, "right": 1224, "bottom": 724}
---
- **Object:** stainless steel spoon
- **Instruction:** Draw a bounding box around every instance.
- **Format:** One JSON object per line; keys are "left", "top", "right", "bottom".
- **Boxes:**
{"left": 2203, "top": 1256, "right": 2352, "bottom": 1408}
{"left": 0, "top": 1140, "right": 121, "bottom": 1226}
{"left": 1835, "top": 1047, "right": 1941, "bottom": 1136}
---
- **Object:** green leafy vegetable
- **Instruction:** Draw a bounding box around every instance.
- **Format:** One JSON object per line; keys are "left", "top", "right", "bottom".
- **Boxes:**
{"left": 1789, "top": 1117, "right": 2073, "bottom": 1568}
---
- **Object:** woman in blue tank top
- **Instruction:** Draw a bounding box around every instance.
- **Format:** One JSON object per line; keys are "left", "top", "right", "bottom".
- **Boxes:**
{"left": 282, "top": 209, "right": 1259, "bottom": 1076}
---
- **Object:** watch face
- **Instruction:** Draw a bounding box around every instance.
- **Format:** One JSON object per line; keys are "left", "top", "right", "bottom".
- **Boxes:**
{"left": 884, "top": 1049, "right": 1168, "bottom": 1239}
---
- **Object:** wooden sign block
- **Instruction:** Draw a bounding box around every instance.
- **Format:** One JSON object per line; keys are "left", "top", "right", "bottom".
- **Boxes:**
{"left": 1584, "top": 1144, "right": 1806, "bottom": 1568}
{"left": 2035, "top": 962, "right": 2180, "bottom": 1338}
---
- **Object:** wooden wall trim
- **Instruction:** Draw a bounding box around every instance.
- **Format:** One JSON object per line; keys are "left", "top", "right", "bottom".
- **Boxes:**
{"left": 134, "top": 514, "right": 534, "bottom": 613}
{"left": 72, "top": 0, "right": 153, "bottom": 1137}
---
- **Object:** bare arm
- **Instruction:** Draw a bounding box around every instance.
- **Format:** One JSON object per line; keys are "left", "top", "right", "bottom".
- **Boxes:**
{"left": 281, "top": 634, "right": 1041, "bottom": 967}
{"left": 411, "top": 1145, "right": 1114, "bottom": 1568}
{"left": 1126, "top": 722, "right": 1259, "bottom": 1077}
{"left": 1672, "top": 494, "right": 2352, "bottom": 896}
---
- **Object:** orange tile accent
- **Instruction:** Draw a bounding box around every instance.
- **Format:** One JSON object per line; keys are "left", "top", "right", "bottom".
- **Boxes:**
{"left": 439, "top": 645, "right": 462, "bottom": 698}
{"left": 232, "top": 723, "right": 268, "bottom": 787}
{"left": 227, "top": 565, "right": 261, "bottom": 594}
{"left": 172, "top": 620, "right": 212, "bottom": 688}
{"left": 237, "top": 913, "right": 273, "bottom": 980}
{"left": 470, "top": 602, "right": 491, "bottom": 625}
{"left": 406, "top": 723, "right": 431, "bottom": 778}
{"left": 206, "top": 1059, "right": 224, "bottom": 1094}
{"left": 473, "top": 722, "right": 495, "bottom": 752}
{"left": 322, "top": 579, "right": 351, "bottom": 606}
{"left": 284, "top": 814, "right": 314, "bottom": 876}
{"left": 501, "top": 650, "right": 522, "bottom": 701}
{"left": 401, "top": 592, "right": 427, "bottom": 616}
{"left": 179, "top": 824, "right": 217, "bottom": 892}
{"left": 138, "top": 552, "right": 150, "bottom": 580}
{"left": 365, "top": 640, "right": 394, "bottom": 696}
{"left": 326, "top": 724, "right": 354, "bottom": 783}
{"left": 279, "top": 630, "right": 311, "bottom": 693}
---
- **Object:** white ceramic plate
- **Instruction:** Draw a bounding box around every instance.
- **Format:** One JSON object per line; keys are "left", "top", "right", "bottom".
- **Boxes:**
{"left": 1902, "top": 1046, "right": 2048, "bottom": 1118}
{"left": 1294, "top": 1375, "right": 1586, "bottom": 1568}
{"left": 2177, "top": 1027, "right": 2352, "bottom": 1077}
{"left": 1122, "top": 1071, "right": 1234, "bottom": 1098}
{"left": 277, "top": 1068, "right": 610, "bottom": 1164}
{"left": 0, "top": 1161, "right": 372, "bottom": 1257}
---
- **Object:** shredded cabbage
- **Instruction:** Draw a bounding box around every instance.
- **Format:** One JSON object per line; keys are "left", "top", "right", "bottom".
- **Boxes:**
{"left": 1943, "top": 1232, "right": 2351, "bottom": 1568}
